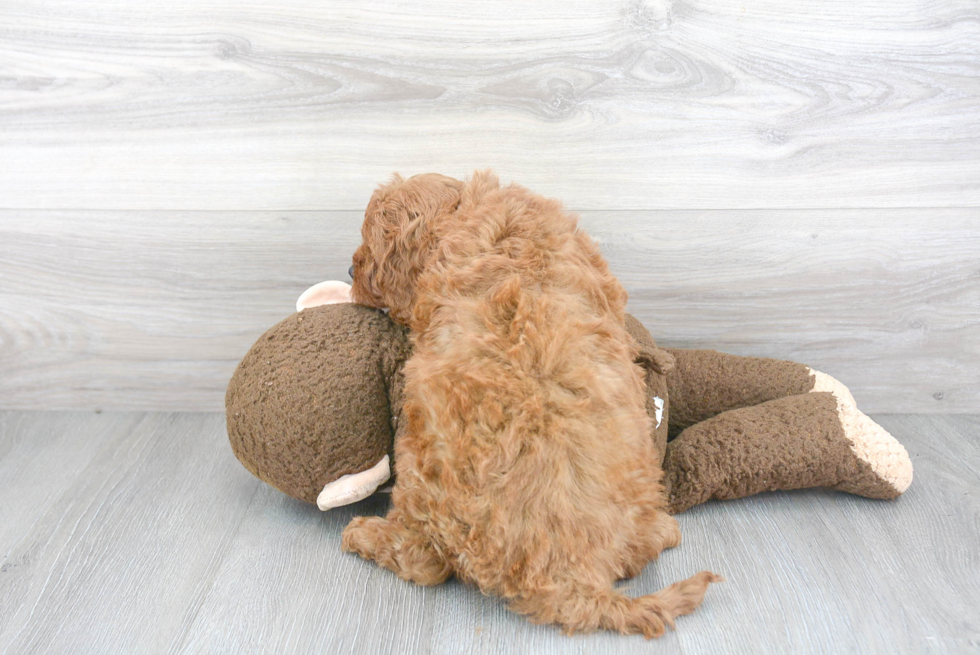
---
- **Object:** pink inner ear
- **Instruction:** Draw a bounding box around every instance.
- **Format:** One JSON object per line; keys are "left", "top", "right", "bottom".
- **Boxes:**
{"left": 296, "top": 281, "right": 352, "bottom": 311}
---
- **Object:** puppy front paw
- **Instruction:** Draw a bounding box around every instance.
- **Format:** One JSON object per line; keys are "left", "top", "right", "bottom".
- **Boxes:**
{"left": 341, "top": 516, "right": 387, "bottom": 560}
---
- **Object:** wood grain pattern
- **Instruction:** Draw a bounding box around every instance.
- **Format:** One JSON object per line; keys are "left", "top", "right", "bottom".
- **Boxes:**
{"left": 1, "top": 0, "right": 977, "bottom": 210}
{"left": 0, "top": 411, "right": 977, "bottom": 653}
{"left": 603, "top": 210, "right": 980, "bottom": 413}
{"left": 2, "top": 208, "right": 977, "bottom": 412}
{"left": 0, "top": 412, "right": 260, "bottom": 654}
{"left": 2, "top": 1, "right": 976, "bottom": 650}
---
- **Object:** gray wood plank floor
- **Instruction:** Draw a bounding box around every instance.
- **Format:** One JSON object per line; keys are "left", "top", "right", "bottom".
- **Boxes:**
{"left": 1, "top": 412, "right": 977, "bottom": 654}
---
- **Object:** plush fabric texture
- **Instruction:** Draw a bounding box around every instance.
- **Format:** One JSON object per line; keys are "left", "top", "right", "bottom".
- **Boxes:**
{"left": 226, "top": 303, "right": 911, "bottom": 516}
{"left": 665, "top": 349, "right": 815, "bottom": 438}
{"left": 662, "top": 392, "right": 895, "bottom": 514}
{"left": 226, "top": 303, "right": 410, "bottom": 503}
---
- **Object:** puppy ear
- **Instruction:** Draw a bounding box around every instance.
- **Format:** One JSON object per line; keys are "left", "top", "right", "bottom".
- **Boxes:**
{"left": 635, "top": 344, "right": 675, "bottom": 375}
{"left": 359, "top": 186, "right": 439, "bottom": 324}
{"left": 360, "top": 173, "right": 465, "bottom": 325}
{"left": 361, "top": 196, "right": 416, "bottom": 315}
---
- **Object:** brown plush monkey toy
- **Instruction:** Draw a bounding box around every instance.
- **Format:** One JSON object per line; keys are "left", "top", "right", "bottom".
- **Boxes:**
{"left": 226, "top": 281, "right": 912, "bottom": 515}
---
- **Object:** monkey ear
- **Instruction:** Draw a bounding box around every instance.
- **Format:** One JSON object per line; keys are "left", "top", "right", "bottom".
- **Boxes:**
{"left": 296, "top": 281, "right": 352, "bottom": 311}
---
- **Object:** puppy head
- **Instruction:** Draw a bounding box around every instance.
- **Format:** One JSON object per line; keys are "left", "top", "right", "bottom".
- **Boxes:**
{"left": 351, "top": 172, "right": 463, "bottom": 324}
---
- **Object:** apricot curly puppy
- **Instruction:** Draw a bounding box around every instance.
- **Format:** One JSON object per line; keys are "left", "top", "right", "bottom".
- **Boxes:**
{"left": 343, "top": 170, "right": 720, "bottom": 637}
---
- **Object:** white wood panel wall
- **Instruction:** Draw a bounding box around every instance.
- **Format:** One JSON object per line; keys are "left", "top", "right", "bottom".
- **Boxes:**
{"left": 1, "top": 1, "right": 978, "bottom": 411}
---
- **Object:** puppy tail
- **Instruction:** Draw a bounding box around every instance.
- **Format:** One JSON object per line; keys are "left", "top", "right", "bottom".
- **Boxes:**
{"left": 511, "top": 571, "right": 722, "bottom": 638}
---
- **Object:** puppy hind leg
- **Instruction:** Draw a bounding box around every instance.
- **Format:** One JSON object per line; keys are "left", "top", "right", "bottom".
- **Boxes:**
{"left": 342, "top": 511, "right": 452, "bottom": 586}
{"left": 649, "top": 510, "right": 682, "bottom": 552}
{"left": 621, "top": 511, "right": 682, "bottom": 580}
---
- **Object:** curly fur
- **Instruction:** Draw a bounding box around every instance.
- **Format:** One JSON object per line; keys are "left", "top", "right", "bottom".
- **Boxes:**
{"left": 344, "top": 170, "right": 720, "bottom": 637}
